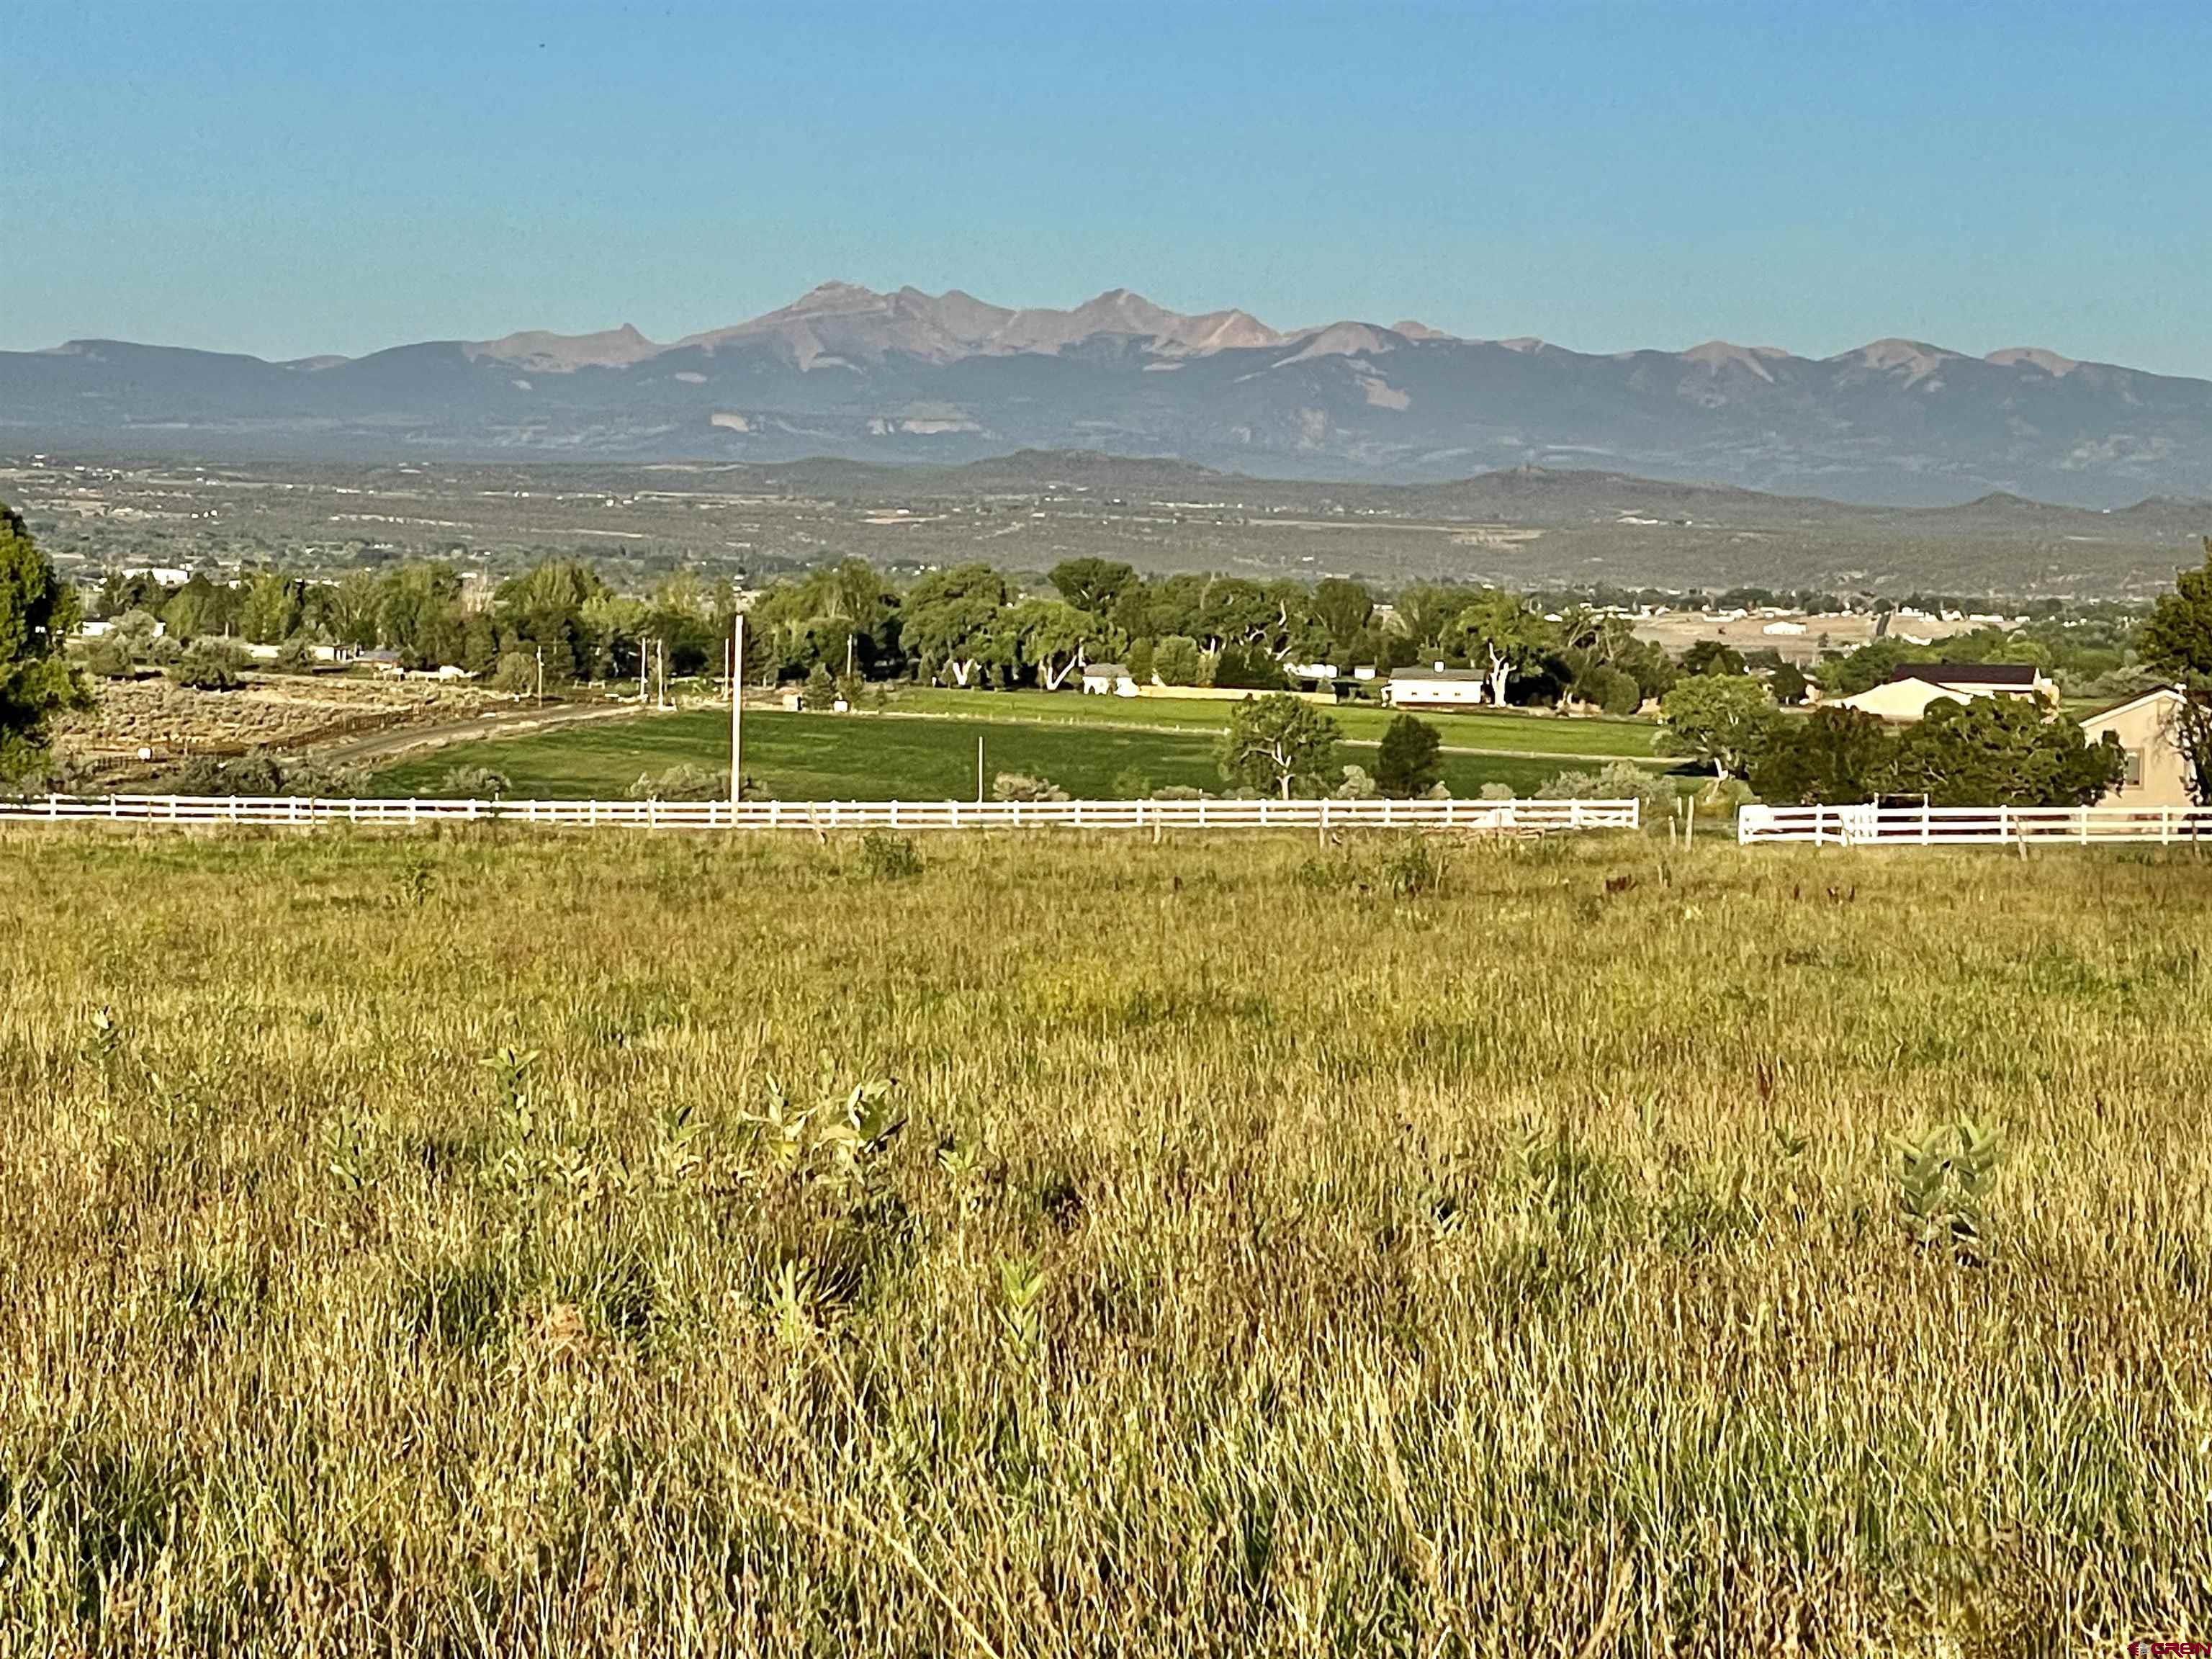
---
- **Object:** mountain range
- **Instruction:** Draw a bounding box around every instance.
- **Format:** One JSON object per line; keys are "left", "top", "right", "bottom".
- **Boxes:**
{"left": 8, "top": 282, "right": 2212, "bottom": 508}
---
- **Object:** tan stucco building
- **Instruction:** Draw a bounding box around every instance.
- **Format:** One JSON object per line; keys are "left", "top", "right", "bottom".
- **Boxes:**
{"left": 2082, "top": 686, "right": 2198, "bottom": 808}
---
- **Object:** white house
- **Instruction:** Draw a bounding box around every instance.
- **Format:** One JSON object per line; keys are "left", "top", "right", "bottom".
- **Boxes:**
{"left": 2082, "top": 686, "right": 2197, "bottom": 809}
{"left": 1829, "top": 662, "right": 2057, "bottom": 722}
{"left": 1385, "top": 667, "right": 1491, "bottom": 709}
{"left": 1081, "top": 663, "right": 1138, "bottom": 697}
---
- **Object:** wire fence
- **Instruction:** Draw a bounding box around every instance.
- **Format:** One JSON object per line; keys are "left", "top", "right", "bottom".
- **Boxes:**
{"left": 0, "top": 794, "right": 1643, "bottom": 835}
{"left": 1738, "top": 802, "right": 2212, "bottom": 847}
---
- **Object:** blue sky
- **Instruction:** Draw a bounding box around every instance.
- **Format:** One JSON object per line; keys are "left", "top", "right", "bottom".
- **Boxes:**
{"left": 8, "top": 1, "right": 2211, "bottom": 374}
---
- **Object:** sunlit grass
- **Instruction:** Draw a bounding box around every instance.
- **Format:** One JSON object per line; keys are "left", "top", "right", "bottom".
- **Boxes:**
{"left": 0, "top": 828, "right": 2207, "bottom": 1653}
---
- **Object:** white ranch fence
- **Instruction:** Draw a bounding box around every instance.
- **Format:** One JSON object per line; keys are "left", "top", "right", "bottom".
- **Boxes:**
{"left": 1740, "top": 802, "right": 2212, "bottom": 848}
{"left": 0, "top": 794, "right": 1641, "bottom": 835}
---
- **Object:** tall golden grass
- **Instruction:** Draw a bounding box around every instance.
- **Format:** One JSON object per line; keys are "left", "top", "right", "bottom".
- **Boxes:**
{"left": 0, "top": 827, "right": 2207, "bottom": 1655}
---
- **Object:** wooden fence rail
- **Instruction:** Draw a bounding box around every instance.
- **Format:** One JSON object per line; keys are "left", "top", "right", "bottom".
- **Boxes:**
{"left": 1739, "top": 802, "right": 2212, "bottom": 847}
{"left": 0, "top": 794, "right": 1642, "bottom": 835}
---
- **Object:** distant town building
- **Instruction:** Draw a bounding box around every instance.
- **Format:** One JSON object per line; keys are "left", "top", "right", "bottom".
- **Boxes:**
{"left": 1081, "top": 663, "right": 1138, "bottom": 697}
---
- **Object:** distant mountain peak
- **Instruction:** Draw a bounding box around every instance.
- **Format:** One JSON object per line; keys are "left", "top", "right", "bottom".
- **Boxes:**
{"left": 1681, "top": 340, "right": 1791, "bottom": 380}
{"left": 12, "top": 285, "right": 2212, "bottom": 510}
{"left": 467, "top": 323, "right": 662, "bottom": 372}
{"left": 1985, "top": 346, "right": 2080, "bottom": 377}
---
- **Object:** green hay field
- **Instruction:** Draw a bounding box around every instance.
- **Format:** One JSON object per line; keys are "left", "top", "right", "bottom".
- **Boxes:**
{"left": 372, "top": 707, "right": 1623, "bottom": 801}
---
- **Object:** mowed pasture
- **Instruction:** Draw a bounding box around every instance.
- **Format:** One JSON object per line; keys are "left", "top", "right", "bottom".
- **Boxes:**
{"left": 372, "top": 705, "right": 1635, "bottom": 801}
{"left": 1, "top": 828, "right": 2208, "bottom": 1654}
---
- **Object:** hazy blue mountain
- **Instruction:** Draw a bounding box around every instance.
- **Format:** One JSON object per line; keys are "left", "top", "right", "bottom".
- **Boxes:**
{"left": 7, "top": 284, "right": 2212, "bottom": 508}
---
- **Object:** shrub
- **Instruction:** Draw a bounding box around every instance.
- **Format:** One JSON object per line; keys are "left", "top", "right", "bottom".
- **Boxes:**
{"left": 1382, "top": 835, "right": 1447, "bottom": 898}
{"left": 992, "top": 771, "right": 1069, "bottom": 803}
{"left": 84, "top": 637, "right": 138, "bottom": 680}
{"left": 858, "top": 832, "right": 922, "bottom": 881}
{"left": 436, "top": 765, "right": 512, "bottom": 799}
{"left": 167, "top": 641, "right": 245, "bottom": 691}
{"left": 627, "top": 764, "right": 729, "bottom": 802}
{"left": 1333, "top": 765, "right": 1380, "bottom": 799}
{"left": 492, "top": 652, "right": 537, "bottom": 696}
{"left": 1110, "top": 767, "right": 1154, "bottom": 800}
{"left": 153, "top": 753, "right": 364, "bottom": 797}
{"left": 1538, "top": 760, "right": 1676, "bottom": 827}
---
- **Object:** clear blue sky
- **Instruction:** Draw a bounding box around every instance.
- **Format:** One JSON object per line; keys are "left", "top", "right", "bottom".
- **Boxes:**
{"left": 8, "top": 1, "right": 2210, "bottom": 374}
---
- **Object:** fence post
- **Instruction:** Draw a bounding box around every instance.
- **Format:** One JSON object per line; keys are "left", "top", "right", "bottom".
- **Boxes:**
{"left": 1444, "top": 798, "right": 1456, "bottom": 828}
{"left": 1921, "top": 800, "right": 1930, "bottom": 844}
{"left": 47, "top": 794, "right": 58, "bottom": 822}
{"left": 1569, "top": 800, "right": 1583, "bottom": 830}
{"left": 2078, "top": 806, "right": 2089, "bottom": 844}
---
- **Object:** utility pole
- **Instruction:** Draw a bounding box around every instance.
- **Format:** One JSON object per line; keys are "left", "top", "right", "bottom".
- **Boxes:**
{"left": 729, "top": 613, "right": 745, "bottom": 809}
{"left": 976, "top": 733, "right": 984, "bottom": 804}
{"left": 535, "top": 645, "right": 544, "bottom": 709}
{"left": 656, "top": 638, "right": 667, "bottom": 710}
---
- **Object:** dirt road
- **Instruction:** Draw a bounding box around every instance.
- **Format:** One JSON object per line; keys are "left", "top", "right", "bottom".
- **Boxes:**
{"left": 310, "top": 699, "right": 653, "bottom": 768}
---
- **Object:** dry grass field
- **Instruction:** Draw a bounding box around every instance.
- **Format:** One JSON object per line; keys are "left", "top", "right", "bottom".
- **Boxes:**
{"left": 1, "top": 828, "right": 2208, "bottom": 1655}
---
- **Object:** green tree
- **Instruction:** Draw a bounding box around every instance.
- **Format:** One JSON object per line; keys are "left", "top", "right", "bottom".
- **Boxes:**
{"left": 0, "top": 505, "right": 91, "bottom": 781}
{"left": 1152, "top": 634, "right": 1202, "bottom": 685}
{"left": 1310, "top": 577, "right": 1374, "bottom": 650}
{"left": 239, "top": 571, "right": 304, "bottom": 644}
{"left": 1890, "top": 697, "right": 2124, "bottom": 807}
{"left": 1768, "top": 662, "right": 1810, "bottom": 706}
{"left": 1374, "top": 714, "right": 1443, "bottom": 798}
{"left": 1681, "top": 640, "right": 1748, "bottom": 677}
{"left": 1658, "top": 674, "right": 1775, "bottom": 779}
{"left": 2139, "top": 538, "right": 2212, "bottom": 803}
{"left": 1012, "top": 598, "right": 1118, "bottom": 692}
{"left": 1218, "top": 693, "right": 1341, "bottom": 799}
{"left": 1748, "top": 708, "right": 1897, "bottom": 804}
{"left": 903, "top": 564, "right": 1010, "bottom": 688}
{"left": 1048, "top": 558, "right": 1138, "bottom": 616}
{"left": 1449, "top": 590, "right": 1555, "bottom": 706}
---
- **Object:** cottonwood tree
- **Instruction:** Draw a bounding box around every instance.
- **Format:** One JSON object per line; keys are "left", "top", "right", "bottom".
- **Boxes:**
{"left": 1152, "top": 634, "right": 1203, "bottom": 685}
{"left": 1047, "top": 558, "right": 1137, "bottom": 616}
{"left": 2141, "top": 538, "right": 2212, "bottom": 803}
{"left": 1218, "top": 693, "right": 1341, "bottom": 799}
{"left": 1658, "top": 673, "right": 1774, "bottom": 779}
{"left": 903, "top": 563, "right": 1011, "bottom": 688}
{"left": 1449, "top": 590, "right": 1554, "bottom": 706}
{"left": 1012, "top": 599, "right": 1118, "bottom": 691}
{"left": 1310, "top": 577, "right": 1375, "bottom": 651}
{"left": 0, "top": 505, "right": 91, "bottom": 781}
